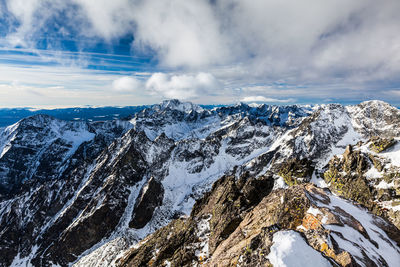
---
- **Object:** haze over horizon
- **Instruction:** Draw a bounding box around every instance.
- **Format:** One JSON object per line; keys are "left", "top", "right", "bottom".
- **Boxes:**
{"left": 0, "top": 0, "right": 400, "bottom": 107}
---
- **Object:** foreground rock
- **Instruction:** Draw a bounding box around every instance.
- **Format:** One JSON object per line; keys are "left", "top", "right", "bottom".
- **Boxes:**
{"left": 323, "top": 140, "right": 400, "bottom": 229}
{"left": 117, "top": 175, "right": 400, "bottom": 267}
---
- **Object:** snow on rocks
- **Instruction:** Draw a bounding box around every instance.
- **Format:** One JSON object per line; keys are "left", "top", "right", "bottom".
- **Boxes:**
{"left": 267, "top": 230, "right": 331, "bottom": 267}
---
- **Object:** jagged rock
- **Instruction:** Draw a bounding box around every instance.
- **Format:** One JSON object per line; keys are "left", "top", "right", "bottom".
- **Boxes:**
{"left": 117, "top": 180, "right": 400, "bottom": 267}
{"left": 323, "top": 143, "right": 400, "bottom": 230}
{"left": 369, "top": 153, "right": 384, "bottom": 172}
{"left": 129, "top": 177, "right": 164, "bottom": 229}
{"left": 278, "top": 158, "right": 314, "bottom": 186}
{"left": 369, "top": 136, "right": 396, "bottom": 153}
{"left": 324, "top": 147, "right": 372, "bottom": 202}
{"left": 388, "top": 208, "right": 400, "bottom": 231}
{"left": 117, "top": 174, "right": 275, "bottom": 267}
{"left": 343, "top": 144, "right": 352, "bottom": 159}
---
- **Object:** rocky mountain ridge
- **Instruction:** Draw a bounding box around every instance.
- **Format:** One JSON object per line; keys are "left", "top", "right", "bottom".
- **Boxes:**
{"left": 0, "top": 99, "right": 399, "bottom": 266}
{"left": 118, "top": 177, "right": 400, "bottom": 267}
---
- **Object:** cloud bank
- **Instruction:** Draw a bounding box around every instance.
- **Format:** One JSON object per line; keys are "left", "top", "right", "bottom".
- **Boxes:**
{"left": 146, "top": 72, "right": 220, "bottom": 100}
{"left": 112, "top": 72, "right": 221, "bottom": 101}
{"left": 112, "top": 76, "right": 142, "bottom": 93}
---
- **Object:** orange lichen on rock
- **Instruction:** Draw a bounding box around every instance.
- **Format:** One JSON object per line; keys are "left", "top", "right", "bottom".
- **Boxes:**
{"left": 319, "top": 242, "right": 353, "bottom": 266}
{"left": 302, "top": 214, "right": 321, "bottom": 230}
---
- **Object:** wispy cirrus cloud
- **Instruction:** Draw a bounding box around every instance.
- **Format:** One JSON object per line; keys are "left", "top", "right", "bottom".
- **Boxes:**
{"left": 0, "top": 64, "right": 154, "bottom": 107}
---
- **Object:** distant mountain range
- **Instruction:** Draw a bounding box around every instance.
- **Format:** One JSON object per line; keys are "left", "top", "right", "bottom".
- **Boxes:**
{"left": 0, "top": 104, "right": 224, "bottom": 127}
{"left": 0, "top": 106, "right": 148, "bottom": 127}
{"left": 1, "top": 99, "right": 400, "bottom": 266}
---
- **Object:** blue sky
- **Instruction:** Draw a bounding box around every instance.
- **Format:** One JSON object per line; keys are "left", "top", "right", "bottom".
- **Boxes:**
{"left": 0, "top": 0, "right": 400, "bottom": 107}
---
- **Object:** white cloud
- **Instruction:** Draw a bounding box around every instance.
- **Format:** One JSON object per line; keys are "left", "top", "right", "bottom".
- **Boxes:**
{"left": 241, "top": 96, "right": 295, "bottom": 103}
{"left": 4, "top": 0, "right": 400, "bottom": 82}
{"left": 145, "top": 72, "right": 221, "bottom": 100}
{"left": 5, "top": 0, "right": 41, "bottom": 47}
{"left": 4, "top": 0, "right": 77, "bottom": 48}
{"left": 112, "top": 76, "right": 143, "bottom": 92}
{"left": 2, "top": 0, "right": 400, "bottom": 105}
{"left": 4, "top": 0, "right": 400, "bottom": 83}
{"left": 130, "top": 0, "right": 229, "bottom": 68}
{"left": 72, "top": 0, "right": 134, "bottom": 40}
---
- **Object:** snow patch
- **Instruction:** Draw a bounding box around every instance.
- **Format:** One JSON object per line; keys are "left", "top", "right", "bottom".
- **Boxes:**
{"left": 380, "top": 138, "right": 400, "bottom": 167}
{"left": 307, "top": 206, "right": 322, "bottom": 217}
{"left": 310, "top": 171, "right": 328, "bottom": 188}
{"left": 376, "top": 180, "right": 395, "bottom": 189}
{"left": 365, "top": 166, "right": 382, "bottom": 180}
{"left": 267, "top": 230, "right": 331, "bottom": 267}
{"left": 194, "top": 214, "right": 212, "bottom": 261}
{"left": 316, "top": 192, "right": 400, "bottom": 266}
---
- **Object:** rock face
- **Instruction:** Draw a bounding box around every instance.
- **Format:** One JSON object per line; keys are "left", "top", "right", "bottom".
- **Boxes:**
{"left": 369, "top": 136, "right": 397, "bottom": 153}
{"left": 117, "top": 173, "right": 275, "bottom": 267}
{"left": 278, "top": 158, "right": 314, "bottom": 186}
{"left": 129, "top": 177, "right": 164, "bottom": 229}
{"left": 117, "top": 179, "right": 400, "bottom": 267}
{"left": 0, "top": 115, "right": 94, "bottom": 195}
{"left": 1, "top": 99, "right": 400, "bottom": 266}
{"left": 323, "top": 140, "right": 400, "bottom": 229}
{"left": 325, "top": 148, "right": 370, "bottom": 199}
{"left": 348, "top": 100, "right": 400, "bottom": 138}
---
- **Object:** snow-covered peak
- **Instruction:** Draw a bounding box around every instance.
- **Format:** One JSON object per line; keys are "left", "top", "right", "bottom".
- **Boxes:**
{"left": 131, "top": 101, "right": 315, "bottom": 141}
{"left": 0, "top": 115, "right": 125, "bottom": 194}
{"left": 347, "top": 100, "right": 400, "bottom": 138}
{"left": 351, "top": 100, "right": 399, "bottom": 115}
{"left": 18, "top": 114, "right": 55, "bottom": 126}
{"left": 359, "top": 99, "right": 395, "bottom": 108}
{"left": 153, "top": 99, "right": 204, "bottom": 113}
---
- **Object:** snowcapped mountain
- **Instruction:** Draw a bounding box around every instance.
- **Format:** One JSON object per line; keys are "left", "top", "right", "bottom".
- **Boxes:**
{"left": 0, "top": 99, "right": 399, "bottom": 266}
{"left": 129, "top": 100, "right": 314, "bottom": 141}
{"left": 0, "top": 115, "right": 131, "bottom": 197}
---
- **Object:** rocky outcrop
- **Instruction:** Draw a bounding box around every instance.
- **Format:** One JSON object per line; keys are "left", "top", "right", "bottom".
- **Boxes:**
{"left": 117, "top": 178, "right": 400, "bottom": 267}
{"left": 323, "top": 143, "right": 400, "bottom": 229}
{"left": 117, "top": 173, "right": 275, "bottom": 267}
{"left": 130, "top": 177, "right": 164, "bottom": 229}
{"left": 323, "top": 145, "right": 372, "bottom": 207}
{"left": 369, "top": 136, "right": 396, "bottom": 153}
{"left": 278, "top": 158, "right": 314, "bottom": 186}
